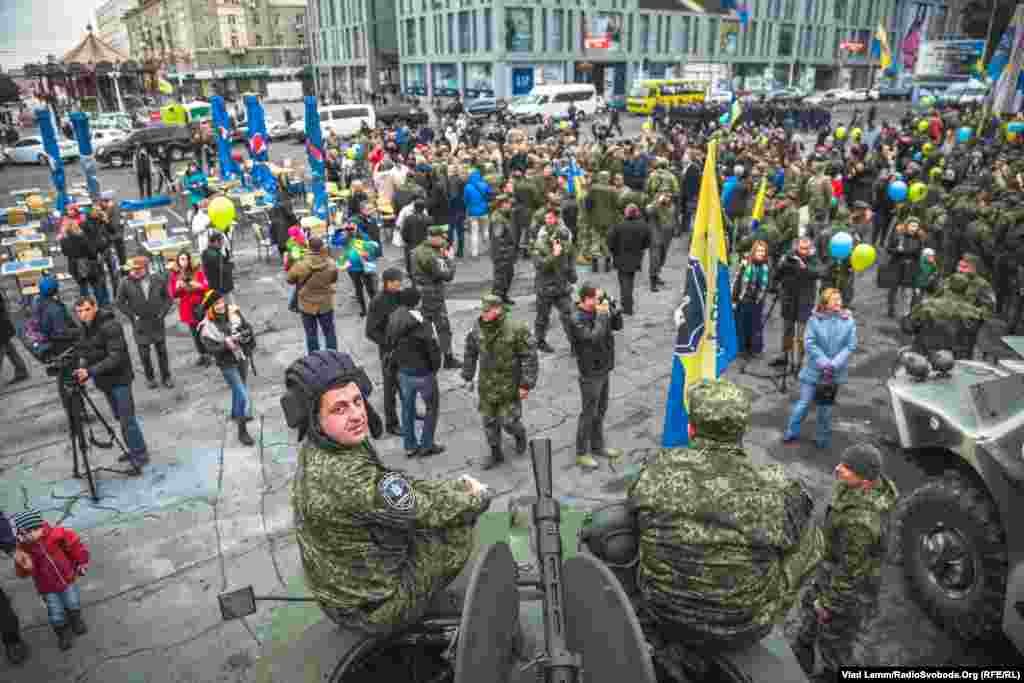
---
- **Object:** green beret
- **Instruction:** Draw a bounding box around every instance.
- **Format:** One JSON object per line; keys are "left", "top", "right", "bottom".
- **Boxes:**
{"left": 688, "top": 379, "right": 751, "bottom": 442}
{"left": 428, "top": 225, "right": 449, "bottom": 236}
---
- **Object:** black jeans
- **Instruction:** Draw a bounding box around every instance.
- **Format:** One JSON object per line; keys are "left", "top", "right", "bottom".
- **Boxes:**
{"left": 0, "top": 587, "right": 21, "bottom": 645}
{"left": 138, "top": 339, "right": 171, "bottom": 381}
{"left": 190, "top": 325, "right": 208, "bottom": 358}
{"left": 348, "top": 271, "right": 378, "bottom": 314}
{"left": 617, "top": 270, "right": 637, "bottom": 315}
{"left": 137, "top": 172, "right": 152, "bottom": 199}
{"left": 379, "top": 347, "right": 400, "bottom": 428}
{"left": 577, "top": 373, "right": 610, "bottom": 457}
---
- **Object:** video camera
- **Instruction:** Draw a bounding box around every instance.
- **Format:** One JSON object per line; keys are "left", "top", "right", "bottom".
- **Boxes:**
{"left": 45, "top": 345, "right": 85, "bottom": 392}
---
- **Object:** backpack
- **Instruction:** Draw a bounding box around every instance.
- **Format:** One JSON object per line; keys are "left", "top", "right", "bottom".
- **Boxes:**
{"left": 18, "top": 300, "right": 73, "bottom": 362}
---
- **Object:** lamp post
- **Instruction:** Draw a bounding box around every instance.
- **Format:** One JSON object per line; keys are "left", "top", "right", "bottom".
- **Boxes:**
{"left": 110, "top": 61, "right": 125, "bottom": 112}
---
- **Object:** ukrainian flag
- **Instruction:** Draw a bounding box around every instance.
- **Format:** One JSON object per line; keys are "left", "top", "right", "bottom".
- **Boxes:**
{"left": 871, "top": 21, "right": 893, "bottom": 72}
{"left": 728, "top": 94, "right": 743, "bottom": 130}
{"left": 662, "top": 140, "right": 739, "bottom": 447}
{"left": 750, "top": 176, "right": 768, "bottom": 233}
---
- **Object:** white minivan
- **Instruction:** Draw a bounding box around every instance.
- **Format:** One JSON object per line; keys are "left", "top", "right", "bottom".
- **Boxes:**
{"left": 288, "top": 104, "right": 376, "bottom": 140}
{"left": 508, "top": 84, "right": 598, "bottom": 123}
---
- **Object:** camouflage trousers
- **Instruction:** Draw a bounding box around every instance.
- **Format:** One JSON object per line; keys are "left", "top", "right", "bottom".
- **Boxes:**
{"left": 576, "top": 222, "right": 610, "bottom": 259}
{"left": 535, "top": 293, "right": 574, "bottom": 344}
{"left": 791, "top": 577, "right": 870, "bottom": 676}
{"left": 320, "top": 525, "right": 475, "bottom": 636}
{"left": 481, "top": 400, "right": 526, "bottom": 448}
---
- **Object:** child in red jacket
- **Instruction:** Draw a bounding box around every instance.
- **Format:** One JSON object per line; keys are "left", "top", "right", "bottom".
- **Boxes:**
{"left": 11, "top": 510, "right": 89, "bottom": 651}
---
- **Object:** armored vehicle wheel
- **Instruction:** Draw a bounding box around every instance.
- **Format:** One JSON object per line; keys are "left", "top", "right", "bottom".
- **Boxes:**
{"left": 898, "top": 472, "right": 1008, "bottom": 641}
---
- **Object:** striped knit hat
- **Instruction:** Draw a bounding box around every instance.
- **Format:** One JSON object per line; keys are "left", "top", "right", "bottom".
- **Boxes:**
{"left": 11, "top": 510, "right": 45, "bottom": 533}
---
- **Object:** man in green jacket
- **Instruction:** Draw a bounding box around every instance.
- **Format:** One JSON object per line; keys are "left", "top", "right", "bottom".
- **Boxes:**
{"left": 792, "top": 443, "right": 898, "bottom": 680}
{"left": 288, "top": 351, "right": 490, "bottom": 635}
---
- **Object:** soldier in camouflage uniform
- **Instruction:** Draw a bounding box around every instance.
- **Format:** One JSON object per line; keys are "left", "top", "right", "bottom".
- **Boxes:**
{"left": 489, "top": 194, "right": 517, "bottom": 305}
{"left": 411, "top": 225, "right": 462, "bottom": 369}
{"left": 461, "top": 293, "right": 539, "bottom": 469}
{"left": 629, "top": 379, "right": 824, "bottom": 655}
{"left": 587, "top": 171, "right": 619, "bottom": 272}
{"left": 289, "top": 351, "right": 490, "bottom": 635}
{"left": 907, "top": 254, "right": 995, "bottom": 359}
{"left": 530, "top": 211, "right": 578, "bottom": 353}
{"left": 793, "top": 443, "right": 898, "bottom": 680}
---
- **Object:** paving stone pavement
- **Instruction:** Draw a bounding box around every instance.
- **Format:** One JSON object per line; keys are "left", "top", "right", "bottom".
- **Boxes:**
{"left": 0, "top": 227, "right": 1016, "bottom": 682}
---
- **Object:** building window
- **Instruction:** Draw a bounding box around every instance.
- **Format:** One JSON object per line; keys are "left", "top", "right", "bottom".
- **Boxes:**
{"left": 275, "top": 32, "right": 283, "bottom": 44}
{"left": 691, "top": 17, "right": 699, "bottom": 55}
{"left": 834, "top": 0, "right": 846, "bottom": 22}
{"left": 435, "top": 15, "right": 442, "bottom": 54}
{"left": 253, "top": 12, "right": 260, "bottom": 24}
{"left": 228, "top": 15, "right": 236, "bottom": 25}
{"left": 676, "top": 16, "right": 689, "bottom": 53}
{"left": 505, "top": 7, "right": 532, "bottom": 52}
{"left": 850, "top": 0, "right": 860, "bottom": 24}
{"left": 255, "top": 34, "right": 263, "bottom": 46}
{"left": 406, "top": 18, "right": 416, "bottom": 56}
{"left": 707, "top": 18, "right": 717, "bottom": 56}
{"left": 639, "top": 14, "right": 649, "bottom": 53}
{"left": 778, "top": 23, "right": 794, "bottom": 57}
{"left": 552, "top": 9, "right": 563, "bottom": 50}
{"left": 655, "top": 15, "right": 662, "bottom": 53}
{"left": 472, "top": 10, "right": 478, "bottom": 51}
{"left": 448, "top": 13, "right": 455, "bottom": 53}
{"left": 420, "top": 17, "right": 427, "bottom": 53}
{"left": 458, "top": 11, "right": 471, "bottom": 53}
{"left": 484, "top": 7, "right": 492, "bottom": 50}
{"left": 257, "top": 56, "right": 264, "bottom": 64}
{"left": 626, "top": 12, "right": 632, "bottom": 51}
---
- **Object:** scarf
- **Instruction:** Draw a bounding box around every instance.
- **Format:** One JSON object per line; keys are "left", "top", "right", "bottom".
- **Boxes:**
{"left": 742, "top": 261, "right": 769, "bottom": 290}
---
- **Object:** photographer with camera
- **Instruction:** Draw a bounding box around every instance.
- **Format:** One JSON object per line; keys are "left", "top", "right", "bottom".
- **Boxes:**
{"left": 568, "top": 283, "right": 623, "bottom": 470}
{"left": 770, "top": 237, "right": 822, "bottom": 370}
{"left": 286, "top": 351, "right": 490, "bottom": 635}
{"left": 71, "top": 296, "right": 150, "bottom": 471}
{"left": 198, "top": 291, "right": 257, "bottom": 446}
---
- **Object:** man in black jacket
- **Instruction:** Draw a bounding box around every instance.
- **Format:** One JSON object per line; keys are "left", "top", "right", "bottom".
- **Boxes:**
{"left": 134, "top": 146, "right": 153, "bottom": 199}
{"left": 770, "top": 238, "right": 822, "bottom": 369}
{"left": 400, "top": 200, "right": 431, "bottom": 276}
{"left": 71, "top": 296, "right": 149, "bottom": 471}
{"left": 607, "top": 205, "right": 652, "bottom": 316}
{"left": 385, "top": 287, "right": 444, "bottom": 458}
{"left": 116, "top": 256, "right": 175, "bottom": 389}
{"left": 568, "top": 284, "right": 623, "bottom": 470}
{"left": 0, "top": 512, "right": 28, "bottom": 665}
{"left": 678, "top": 152, "right": 701, "bottom": 235}
{"left": 365, "top": 268, "right": 405, "bottom": 436}
{"left": 202, "top": 231, "right": 235, "bottom": 303}
{"left": 95, "top": 192, "right": 126, "bottom": 292}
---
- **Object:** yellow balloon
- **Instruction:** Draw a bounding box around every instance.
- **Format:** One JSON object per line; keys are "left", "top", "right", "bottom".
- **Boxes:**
{"left": 642, "top": 121, "right": 652, "bottom": 130}
{"left": 917, "top": 119, "right": 930, "bottom": 134}
{"left": 850, "top": 243, "right": 877, "bottom": 273}
{"left": 835, "top": 126, "right": 847, "bottom": 140}
{"left": 922, "top": 143, "right": 934, "bottom": 156}
{"left": 26, "top": 194, "right": 44, "bottom": 210}
{"left": 909, "top": 181, "right": 929, "bottom": 203}
{"left": 208, "top": 196, "right": 236, "bottom": 231}
{"left": 851, "top": 127, "right": 863, "bottom": 139}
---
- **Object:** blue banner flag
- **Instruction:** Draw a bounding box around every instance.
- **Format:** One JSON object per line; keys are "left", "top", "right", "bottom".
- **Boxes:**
{"left": 35, "top": 108, "right": 67, "bottom": 214}
{"left": 70, "top": 112, "right": 100, "bottom": 200}
{"left": 244, "top": 95, "right": 278, "bottom": 206}
{"left": 662, "top": 140, "right": 738, "bottom": 448}
{"left": 211, "top": 96, "right": 241, "bottom": 182}
{"left": 304, "top": 96, "right": 329, "bottom": 221}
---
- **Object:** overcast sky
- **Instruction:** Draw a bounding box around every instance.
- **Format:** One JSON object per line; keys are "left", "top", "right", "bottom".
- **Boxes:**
{"left": 1, "top": 0, "right": 98, "bottom": 71}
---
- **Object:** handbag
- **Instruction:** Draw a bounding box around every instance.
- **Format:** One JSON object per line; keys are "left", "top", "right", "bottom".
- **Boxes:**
{"left": 814, "top": 381, "right": 838, "bottom": 405}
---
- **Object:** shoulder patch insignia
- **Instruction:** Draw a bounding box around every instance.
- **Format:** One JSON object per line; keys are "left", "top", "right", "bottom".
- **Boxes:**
{"left": 379, "top": 473, "right": 416, "bottom": 512}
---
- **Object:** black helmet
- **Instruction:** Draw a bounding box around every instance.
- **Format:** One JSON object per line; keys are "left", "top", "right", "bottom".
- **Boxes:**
{"left": 281, "top": 351, "right": 382, "bottom": 443}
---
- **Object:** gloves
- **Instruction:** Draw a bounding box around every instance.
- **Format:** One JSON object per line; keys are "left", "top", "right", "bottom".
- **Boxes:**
{"left": 463, "top": 380, "right": 475, "bottom": 393}
{"left": 816, "top": 358, "right": 832, "bottom": 371}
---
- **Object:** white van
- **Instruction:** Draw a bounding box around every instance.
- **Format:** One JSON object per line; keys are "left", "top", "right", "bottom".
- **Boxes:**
{"left": 508, "top": 84, "right": 598, "bottom": 123}
{"left": 288, "top": 104, "right": 376, "bottom": 140}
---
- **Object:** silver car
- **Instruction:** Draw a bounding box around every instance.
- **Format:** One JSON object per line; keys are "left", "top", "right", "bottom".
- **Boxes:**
{"left": 4, "top": 136, "right": 79, "bottom": 165}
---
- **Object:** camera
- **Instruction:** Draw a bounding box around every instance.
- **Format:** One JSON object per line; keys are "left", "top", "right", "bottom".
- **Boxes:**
{"left": 46, "top": 346, "right": 85, "bottom": 392}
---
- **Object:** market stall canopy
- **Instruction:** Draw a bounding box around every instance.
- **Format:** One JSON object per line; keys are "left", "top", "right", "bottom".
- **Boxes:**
{"left": 61, "top": 27, "right": 129, "bottom": 66}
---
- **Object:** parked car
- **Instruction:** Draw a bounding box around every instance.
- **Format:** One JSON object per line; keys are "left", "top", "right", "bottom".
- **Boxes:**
{"left": 765, "top": 88, "right": 803, "bottom": 102}
{"left": 288, "top": 104, "right": 377, "bottom": 143}
{"left": 3, "top": 136, "right": 79, "bottom": 165}
{"left": 266, "top": 118, "right": 292, "bottom": 140}
{"left": 877, "top": 84, "right": 913, "bottom": 100}
{"left": 91, "top": 128, "right": 128, "bottom": 148}
{"left": 804, "top": 89, "right": 845, "bottom": 106}
{"left": 940, "top": 82, "right": 989, "bottom": 105}
{"left": 465, "top": 98, "right": 507, "bottom": 119}
{"left": 95, "top": 125, "right": 192, "bottom": 168}
{"left": 375, "top": 103, "right": 428, "bottom": 126}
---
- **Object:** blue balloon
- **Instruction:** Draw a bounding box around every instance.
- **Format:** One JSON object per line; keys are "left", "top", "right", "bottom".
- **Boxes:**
{"left": 888, "top": 180, "right": 908, "bottom": 203}
{"left": 913, "top": 151, "right": 923, "bottom": 161}
{"left": 1009, "top": 122, "right": 1024, "bottom": 134}
{"left": 830, "top": 231, "right": 854, "bottom": 260}
{"left": 957, "top": 127, "right": 973, "bottom": 143}
{"left": 719, "top": 113, "right": 730, "bottom": 125}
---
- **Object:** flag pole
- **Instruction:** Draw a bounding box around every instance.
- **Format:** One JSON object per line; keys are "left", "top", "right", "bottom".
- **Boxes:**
{"left": 984, "top": 1, "right": 1000, "bottom": 65}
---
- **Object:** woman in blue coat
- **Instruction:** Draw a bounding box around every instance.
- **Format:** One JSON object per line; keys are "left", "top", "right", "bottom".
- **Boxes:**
{"left": 783, "top": 287, "right": 857, "bottom": 449}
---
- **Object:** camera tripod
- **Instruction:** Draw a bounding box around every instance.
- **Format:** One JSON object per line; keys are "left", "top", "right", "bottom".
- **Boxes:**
{"left": 739, "top": 293, "right": 801, "bottom": 393}
{"left": 65, "top": 382, "right": 135, "bottom": 502}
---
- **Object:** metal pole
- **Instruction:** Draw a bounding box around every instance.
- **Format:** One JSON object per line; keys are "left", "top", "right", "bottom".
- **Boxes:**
{"left": 112, "top": 71, "right": 124, "bottom": 112}
{"left": 984, "top": 0, "right": 1000, "bottom": 64}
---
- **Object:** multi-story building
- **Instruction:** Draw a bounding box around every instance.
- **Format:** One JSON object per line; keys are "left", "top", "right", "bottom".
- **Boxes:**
{"left": 384, "top": 0, "right": 937, "bottom": 99}
{"left": 96, "top": 0, "right": 136, "bottom": 56}
{"left": 306, "top": 0, "right": 400, "bottom": 100}
{"left": 123, "top": 0, "right": 310, "bottom": 99}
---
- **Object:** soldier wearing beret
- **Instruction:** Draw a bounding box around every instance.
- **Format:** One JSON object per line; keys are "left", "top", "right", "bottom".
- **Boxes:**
{"left": 793, "top": 443, "right": 897, "bottom": 680}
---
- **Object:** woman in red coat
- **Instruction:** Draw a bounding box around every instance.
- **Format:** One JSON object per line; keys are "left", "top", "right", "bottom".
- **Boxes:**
{"left": 169, "top": 249, "right": 211, "bottom": 366}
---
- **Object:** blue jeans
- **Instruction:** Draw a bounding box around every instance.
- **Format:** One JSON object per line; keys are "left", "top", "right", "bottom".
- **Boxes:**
{"left": 301, "top": 311, "right": 338, "bottom": 353}
{"left": 448, "top": 216, "right": 466, "bottom": 257}
{"left": 43, "top": 583, "right": 81, "bottom": 627}
{"left": 784, "top": 381, "right": 833, "bottom": 448}
{"left": 221, "top": 365, "right": 251, "bottom": 420}
{"left": 101, "top": 383, "right": 148, "bottom": 461}
{"left": 399, "top": 371, "right": 438, "bottom": 452}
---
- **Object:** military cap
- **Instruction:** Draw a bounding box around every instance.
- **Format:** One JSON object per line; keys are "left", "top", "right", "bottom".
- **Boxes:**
{"left": 905, "top": 215, "right": 921, "bottom": 225}
{"left": 11, "top": 509, "right": 44, "bottom": 533}
{"left": 840, "top": 443, "right": 883, "bottom": 481}
{"left": 428, "top": 225, "right": 449, "bottom": 236}
{"left": 481, "top": 293, "right": 504, "bottom": 310}
{"left": 687, "top": 379, "right": 751, "bottom": 442}
{"left": 597, "top": 171, "right": 611, "bottom": 182}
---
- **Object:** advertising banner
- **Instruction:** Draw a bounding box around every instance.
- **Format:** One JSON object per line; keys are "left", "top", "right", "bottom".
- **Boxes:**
{"left": 583, "top": 12, "right": 624, "bottom": 50}
{"left": 898, "top": 2, "right": 946, "bottom": 74}
{"left": 506, "top": 8, "right": 533, "bottom": 52}
{"left": 720, "top": 21, "right": 740, "bottom": 56}
{"left": 914, "top": 40, "right": 985, "bottom": 80}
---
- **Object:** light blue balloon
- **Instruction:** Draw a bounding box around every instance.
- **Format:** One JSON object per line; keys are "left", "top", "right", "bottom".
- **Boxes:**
{"left": 719, "top": 113, "right": 730, "bottom": 125}
{"left": 830, "top": 231, "right": 854, "bottom": 260}
{"left": 888, "top": 180, "right": 908, "bottom": 203}
{"left": 957, "top": 127, "right": 973, "bottom": 143}
{"left": 1008, "top": 122, "right": 1024, "bottom": 134}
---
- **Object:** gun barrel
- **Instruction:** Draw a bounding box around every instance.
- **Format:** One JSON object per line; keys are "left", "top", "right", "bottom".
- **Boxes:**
{"left": 531, "top": 439, "right": 553, "bottom": 498}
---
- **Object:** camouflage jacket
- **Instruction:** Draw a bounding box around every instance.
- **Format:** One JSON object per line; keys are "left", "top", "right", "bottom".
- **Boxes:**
{"left": 931, "top": 272, "right": 996, "bottom": 318}
{"left": 645, "top": 169, "right": 680, "bottom": 205}
{"left": 587, "top": 183, "right": 620, "bottom": 228}
{"left": 531, "top": 224, "right": 577, "bottom": 297}
{"left": 629, "top": 440, "right": 824, "bottom": 646}
{"left": 461, "top": 315, "right": 539, "bottom": 414}
{"left": 411, "top": 242, "right": 456, "bottom": 313}
{"left": 489, "top": 208, "right": 517, "bottom": 266}
{"left": 292, "top": 440, "right": 485, "bottom": 627}
{"left": 816, "top": 478, "right": 898, "bottom": 615}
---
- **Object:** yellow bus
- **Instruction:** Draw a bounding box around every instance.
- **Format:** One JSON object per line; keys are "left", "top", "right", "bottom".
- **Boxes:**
{"left": 626, "top": 79, "right": 707, "bottom": 114}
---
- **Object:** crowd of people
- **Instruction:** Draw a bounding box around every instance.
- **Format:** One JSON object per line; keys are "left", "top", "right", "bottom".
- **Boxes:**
{"left": 0, "top": 93, "right": 1020, "bottom": 675}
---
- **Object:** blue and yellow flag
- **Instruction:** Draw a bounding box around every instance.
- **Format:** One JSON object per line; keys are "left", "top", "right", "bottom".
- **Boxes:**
{"left": 662, "top": 140, "right": 739, "bottom": 448}
{"left": 728, "top": 94, "right": 743, "bottom": 130}
{"left": 750, "top": 176, "right": 768, "bottom": 233}
{"left": 871, "top": 22, "right": 893, "bottom": 72}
